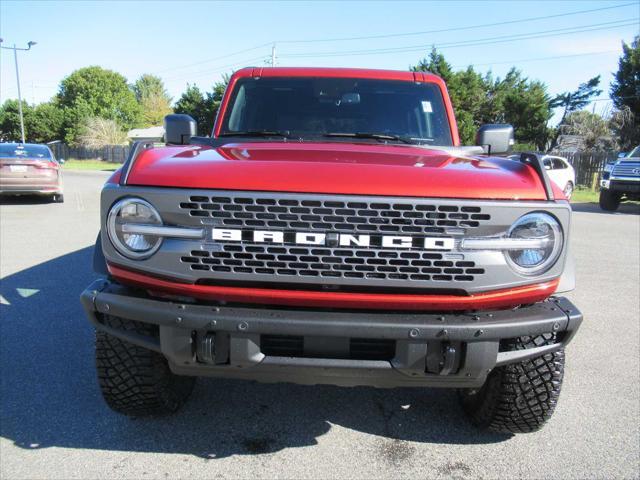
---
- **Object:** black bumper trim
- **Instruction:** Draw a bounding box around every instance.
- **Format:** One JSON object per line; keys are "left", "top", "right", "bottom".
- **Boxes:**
{"left": 81, "top": 279, "right": 582, "bottom": 388}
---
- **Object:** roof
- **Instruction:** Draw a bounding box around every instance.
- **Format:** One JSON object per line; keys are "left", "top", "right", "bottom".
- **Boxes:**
{"left": 128, "top": 126, "right": 165, "bottom": 139}
{"left": 231, "top": 66, "right": 443, "bottom": 84}
{"left": 0, "top": 142, "right": 48, "bottom": 147}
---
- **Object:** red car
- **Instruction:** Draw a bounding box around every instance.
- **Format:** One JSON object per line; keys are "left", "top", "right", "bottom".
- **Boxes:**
{"left": 0, "top": 143, "right": 64, "bottom": 202}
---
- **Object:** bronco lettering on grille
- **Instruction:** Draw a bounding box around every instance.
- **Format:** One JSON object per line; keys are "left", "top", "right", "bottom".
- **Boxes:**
{"left": 212, "top": 228, "right": 455, "bottom": 250}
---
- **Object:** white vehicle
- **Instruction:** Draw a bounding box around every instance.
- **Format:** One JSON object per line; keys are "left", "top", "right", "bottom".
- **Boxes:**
{"left": 542, "top": 156, "right": 576, "bottom": 199}
{"left": 509, "top": 154, "right": 576, "bottom": 199}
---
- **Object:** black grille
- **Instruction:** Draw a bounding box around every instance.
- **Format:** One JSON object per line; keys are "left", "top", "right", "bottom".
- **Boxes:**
{"left": 260, "top": 335, "right": 396, "bottom": 361}
{"left": 182, "top": 245, "right": 485, "bottom": 283}
{"left": 349, "top": 338, "right": 396, "bottom": 360}
{"left": 261, "top": 335, "right": 304, "bottom": 357}
{"left": 180, "top": 195, "right": 491, "bottom": 234}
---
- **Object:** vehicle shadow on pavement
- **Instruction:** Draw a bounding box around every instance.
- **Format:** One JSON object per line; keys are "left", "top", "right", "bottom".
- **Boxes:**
{"left": 570, "top": 202, "right": 640, "bottom": 215}
{"left": 0, "top": 247, "right": 509, "bottom": 459}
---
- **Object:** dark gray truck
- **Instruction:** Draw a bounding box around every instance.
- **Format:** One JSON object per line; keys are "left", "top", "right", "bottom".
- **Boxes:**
{"left": 600, "top": 145, "right": 640, "bottom": 211}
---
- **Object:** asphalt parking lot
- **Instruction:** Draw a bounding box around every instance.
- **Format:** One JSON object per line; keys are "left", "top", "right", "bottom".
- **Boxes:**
{"left": 1, "top": 171, "right": 639, "bottom": 479}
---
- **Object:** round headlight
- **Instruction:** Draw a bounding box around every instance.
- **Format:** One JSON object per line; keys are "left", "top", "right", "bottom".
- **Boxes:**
{"left": 107, "top": 198, "right": 162, "bottom": 259}
{"left": 505, "top": 212, "right": 563, "bottom": 276}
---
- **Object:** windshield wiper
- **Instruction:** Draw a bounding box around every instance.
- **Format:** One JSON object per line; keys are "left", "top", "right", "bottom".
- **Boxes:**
{"left": 323, "top": 132, "right": 416, "bottom": 144}
{"left": 219, "top": 130, "right": 291, "bottom": 138}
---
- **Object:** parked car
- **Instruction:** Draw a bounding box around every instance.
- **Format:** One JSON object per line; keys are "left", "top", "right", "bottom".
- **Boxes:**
{"left": 599, "top": 145, "right": 640, "bottom": 211}
{"left": 0, "top": 143, "right": 64, "bottom": 202}
{"left": 82, "top": 67, "right": 582, "bottom": 434}
{"left": 508, "top": 154, "right": 575, "bottom": 199}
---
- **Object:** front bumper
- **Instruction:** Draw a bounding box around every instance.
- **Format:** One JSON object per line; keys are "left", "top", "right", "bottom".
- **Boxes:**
{"left": 81, "top": 279, "right": 582, "bottom": 388}
{"left": 601, "top": 178, "right": 640, "bottom": 194}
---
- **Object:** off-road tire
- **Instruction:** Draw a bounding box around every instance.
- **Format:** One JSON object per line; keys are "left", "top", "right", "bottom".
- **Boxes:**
{"left": 95, "top": 315, "right": 195, "bottom": 416}
{"left": 459, "top": 333, "right": 564, "bottom": 434}
{"left": 599, "top": 189, "right": 620, "bottom": 211}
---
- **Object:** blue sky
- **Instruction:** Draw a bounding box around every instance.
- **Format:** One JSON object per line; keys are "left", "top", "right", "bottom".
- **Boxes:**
{"left": 1, "top": 0, "right": 638, "bottom": 125}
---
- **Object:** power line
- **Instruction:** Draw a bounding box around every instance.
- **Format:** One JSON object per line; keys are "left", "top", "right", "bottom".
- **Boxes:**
{"left": 161, "top": 23, "right": 632, "bottom": 86}
{"left": 451, "top": 50, "right": 620, "bottom": 69}
{"left": 153, "top": 42, "right": 273, "bottom": 75}
{"left": 279, "top": 19, "right": 638, "bottom": 58}
{"left": 151, "top": 3, "right": 637, "bottom": 75}
{"left": 588, "top": 95, "right": 640, "bottom": 103}
{"left": 277, "top": 2, "right": 638, "bottom": 44}
{"left": 162, "top": 55, "right": 268, "bottom": 82}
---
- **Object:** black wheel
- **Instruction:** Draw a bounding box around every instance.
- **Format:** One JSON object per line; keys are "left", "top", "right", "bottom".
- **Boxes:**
{"left": 52, "top": 193, "right": 64, "bottom": 203}
{"left": 599, "top": 189, "right": 621, "bottom": 211}
{"left": 95, "top": 315, "right": 195, "bottom": 417}
{"left": 459, "top": 334, "right": 564, "bottom": 434}
{"left": 563, "top": 182, "right": 574, "bottom": 200}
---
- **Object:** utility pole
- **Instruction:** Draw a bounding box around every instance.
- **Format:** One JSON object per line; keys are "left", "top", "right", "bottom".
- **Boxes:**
{"left": 0, "top": 39, "right": 37, "bottom": 144}
{"left": 271, "top": 43, "right": 276, "bottom": 67}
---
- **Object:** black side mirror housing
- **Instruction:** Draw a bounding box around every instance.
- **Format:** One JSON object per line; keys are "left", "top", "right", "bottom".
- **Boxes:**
{"left": 164, "top": 114, "right": 197, "bottom": 145}
{"left": 476, "top": 124, "right": 514, "bottom": 155}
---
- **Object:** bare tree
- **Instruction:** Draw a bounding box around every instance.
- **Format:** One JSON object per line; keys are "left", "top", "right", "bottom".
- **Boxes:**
{"left": 77, "top": 117, "right": 128, "bottom": 147}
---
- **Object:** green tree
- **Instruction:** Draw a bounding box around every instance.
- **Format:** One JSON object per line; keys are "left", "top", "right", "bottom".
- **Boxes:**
{"left": 609, "top": 36, "right": 639, "bottom": 149}
{"left": 549, "top": 76, "right": 602, "bottom": 149}
{"left": 609, "top": 107, "right": 638, "bottom": 151}
{"left": 413, "top": 49, "right": 485, "bottom": 144}
{"left": 0, "top": 99, "right": 63, "bottom": 143}
{"left": 57, "top": 66, "right": 142, "bottom": 144}
{"left": 0, "top": 99, "right": 33, "bottom": 142}
{"left": 174, "top": 75, "right": 229, "bottom": 135}
{"left": 412, "top": 48, "right": 454, "bottom": 84}
{"left": 492, "top": 69, "right": 552, "bottom": 150}
{"left": 133, "top": 74, "right": 173, "bottom": 126}
{"left": 29, "top": 102, "right": 64, "bottom": 143}
{"left": 412, "top": 49, "right": 552, "bottom": 149}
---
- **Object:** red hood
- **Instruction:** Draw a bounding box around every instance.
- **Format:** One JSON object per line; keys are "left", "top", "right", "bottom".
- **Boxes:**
{"left": 124, "top": 142, "right": 550, "bottom": 200}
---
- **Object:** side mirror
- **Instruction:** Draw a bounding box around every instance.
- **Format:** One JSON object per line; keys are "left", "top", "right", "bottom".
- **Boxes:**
{"left": 476, "top": 124, "right": 514, "bottom": 155}
{"left": 58, "top": 158, "right": 65, "bottom": 164}
{"left": 618, "top": 152, "right": 627, "bottom": 158}
{"left": 544, "top": 164, "right": 551, "bottom": 170}
{"left": 164, "top": 114, "right": 197, "bottom": 145}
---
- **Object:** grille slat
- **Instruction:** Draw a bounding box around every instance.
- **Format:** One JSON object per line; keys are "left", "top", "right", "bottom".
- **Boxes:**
{"left": 612, "top": 162, "right": 640, "bottom": 177}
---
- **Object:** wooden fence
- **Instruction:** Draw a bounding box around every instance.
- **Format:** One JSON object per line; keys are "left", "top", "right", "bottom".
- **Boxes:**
{"left": 50, "top": 144, "right": 130, "bottom": 163}
{"left": 553, "top": 150, "right": 618, "bottom": 188}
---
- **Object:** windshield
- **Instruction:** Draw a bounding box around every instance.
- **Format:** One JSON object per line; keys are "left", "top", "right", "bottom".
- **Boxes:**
{"left": 0, "top": 144, "right": 52, "bottom": 159}
{"left": 627, "top": 146, "right": 640, "bottom": 158}
{"left": 219, "top": 77, "right": 453, "bottom": 145}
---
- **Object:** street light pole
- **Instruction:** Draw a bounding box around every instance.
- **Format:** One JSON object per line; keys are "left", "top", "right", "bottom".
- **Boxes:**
{"left": 13, "top": 45, "right": 26, "bottom": 143}
{"left": 0, "top": 40, "right": 37, "bottom": 144}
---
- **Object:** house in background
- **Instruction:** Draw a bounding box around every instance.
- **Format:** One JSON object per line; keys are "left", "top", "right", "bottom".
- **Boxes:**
{"left": 127, "top": 126, "right": 164, "bottom": 143}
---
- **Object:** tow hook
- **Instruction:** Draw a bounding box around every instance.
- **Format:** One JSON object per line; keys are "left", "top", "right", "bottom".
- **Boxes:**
{"left": 439, "top": 345, "right": 457, "bottom": 375}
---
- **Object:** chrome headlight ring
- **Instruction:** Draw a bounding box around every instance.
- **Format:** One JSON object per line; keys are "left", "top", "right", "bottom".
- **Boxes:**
{"left": 107, "top": 198, "right": 163, "bottom": 260}
{"left": 504, "top": 212, "right": 564, "bottom": 276}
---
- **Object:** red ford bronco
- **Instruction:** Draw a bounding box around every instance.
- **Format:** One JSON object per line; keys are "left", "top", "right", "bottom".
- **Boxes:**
{"left": 81, "top": 67, "right": 582, "bottom": 433}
